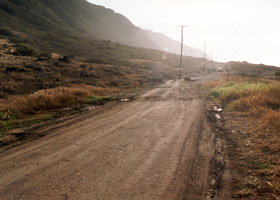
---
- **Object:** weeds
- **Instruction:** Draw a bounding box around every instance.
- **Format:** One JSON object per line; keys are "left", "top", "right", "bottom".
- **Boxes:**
{"left": 13, "top": 45, "right": 38, "bottom": 56}
{"left": 0, "top": 85, "right": 118, "bottom": 118}
{"left": 0, "top": 109, "right": 12, "bottom": 121}
{"left": 205, "top": 76, "right": 280, "bottom": 198}
{"left": 207, "top": 77, "right": 280, "bottom": 109}
{"left": 0, "top": 85, "right": 118, "bottom": 140}
{"left": 205, "top": 77, "right": 280, "bottom": 133}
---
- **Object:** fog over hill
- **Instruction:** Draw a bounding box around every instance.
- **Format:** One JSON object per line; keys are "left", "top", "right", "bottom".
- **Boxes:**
{"left": 0, "top": 0, "right": 204, "bottom": 57}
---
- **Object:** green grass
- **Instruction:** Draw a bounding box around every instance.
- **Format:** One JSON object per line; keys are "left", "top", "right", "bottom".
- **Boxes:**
{"left": 211, "top": 82, "right": 271, "bottom": 98}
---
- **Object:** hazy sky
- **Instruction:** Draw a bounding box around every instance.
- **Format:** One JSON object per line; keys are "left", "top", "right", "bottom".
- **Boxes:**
{"left": 88, "top": 0, "right": 280, "bottom": 66}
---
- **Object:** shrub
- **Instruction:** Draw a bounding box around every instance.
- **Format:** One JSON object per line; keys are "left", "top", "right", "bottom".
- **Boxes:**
{"left": 0, "top": 28, "right": 13, "bottom": 36}
{"left": 0, "top": 3, "right": 14, "bottom": 14}
{"left": 275, "top": 71, "right": 280, "bottom": 76}
{"left": 14, "top": 45, "right": 38, "bottom": 57}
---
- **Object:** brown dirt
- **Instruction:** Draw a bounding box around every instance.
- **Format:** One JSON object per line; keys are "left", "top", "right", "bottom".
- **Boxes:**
{"left": 0, "top": 76, "right": 231, "bottom": 200}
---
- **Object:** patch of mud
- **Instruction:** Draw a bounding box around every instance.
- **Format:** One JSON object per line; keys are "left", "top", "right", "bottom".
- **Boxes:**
{"left": 206, "top": 102, "right": 227, "bottom": 199}
{"left": 207, "top": 137, "right": 226, "bottom": 199}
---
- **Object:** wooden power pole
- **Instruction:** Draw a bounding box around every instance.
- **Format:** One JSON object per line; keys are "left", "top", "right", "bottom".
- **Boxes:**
{"left": 178, "top": 25, "right": 187, "bottom": 79}
{"left": 204, "top": 41, "right": 207, "bottom": 73}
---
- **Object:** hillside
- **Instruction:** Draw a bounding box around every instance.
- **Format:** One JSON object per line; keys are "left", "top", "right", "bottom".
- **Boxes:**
{"left": 225, "top": 61, "right": 279, "bottom": 78}
{"left": 0, "top": 0, "right": 204, "bottom": 57}
{"left": 144, "top": 30, "right": 204, "bottom": 57}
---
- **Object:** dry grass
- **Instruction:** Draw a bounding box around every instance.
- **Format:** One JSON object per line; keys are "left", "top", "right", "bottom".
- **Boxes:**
{"left": 0, "top": 85, "right": 118, "bottom": 118}
{"left": 205, "top": 76, "right": 280, "bottom": 138}
{"left": 231, "top": 87, "right": 280, "bottom": 112}
{"left": 260, "top": 111, "right": 280, "bottom": 133}
{"left": 205, "top": 76, "right": 280, "bottom": 198}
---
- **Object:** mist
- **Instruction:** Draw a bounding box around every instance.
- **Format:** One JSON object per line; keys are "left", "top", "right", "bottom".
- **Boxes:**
{"left": 89, "top": 0, "right": 280, "bottom": 66}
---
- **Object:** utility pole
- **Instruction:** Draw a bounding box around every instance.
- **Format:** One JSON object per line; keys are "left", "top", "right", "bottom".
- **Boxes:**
{"left": 178, "top": 25, "right": 187, "bottom": 79}
{"left": 211, "top": 47, "right": 213, "bottom": 74}
{"left": 204, "top": 41, "right": 207, "bottom": 73}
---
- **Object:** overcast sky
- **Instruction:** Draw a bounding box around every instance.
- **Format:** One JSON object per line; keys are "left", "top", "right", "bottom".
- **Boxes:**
{"left": 88, "top": 0, "right": 280, "bottom": 66}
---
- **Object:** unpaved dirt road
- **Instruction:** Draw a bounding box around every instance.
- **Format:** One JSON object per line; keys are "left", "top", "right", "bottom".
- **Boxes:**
{"left": 0, "top": 77, "right": 223, "bottom": 200}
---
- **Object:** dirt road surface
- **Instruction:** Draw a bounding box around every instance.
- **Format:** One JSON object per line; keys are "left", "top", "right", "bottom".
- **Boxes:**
{"left": 0, "top": 77, "right": 226, "bottom": 200}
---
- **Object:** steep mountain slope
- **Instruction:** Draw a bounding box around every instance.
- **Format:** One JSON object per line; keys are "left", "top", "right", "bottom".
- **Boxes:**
{"left": 0, "top": 0, "right": 204, "bottom": 57}
{"left": 144, "top": 30, "right": 204, "bottom": 57}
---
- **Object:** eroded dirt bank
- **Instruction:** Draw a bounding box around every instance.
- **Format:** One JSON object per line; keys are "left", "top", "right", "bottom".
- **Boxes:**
{"left": 0, "top": 77, "right": 229, "bottom": 200}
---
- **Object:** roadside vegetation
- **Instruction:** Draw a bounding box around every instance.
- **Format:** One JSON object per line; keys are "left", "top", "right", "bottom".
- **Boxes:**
{"left": 0, "top": 85, "right": 118, "bottom": 137}
{"left": 0, "top": 85, "right": 117, "bottom": 117}
{"left": 205, "top": 76, "right": 280, "bottom": 199}
{"left": 206, "top": 77, "right": 280, "bottom": 132}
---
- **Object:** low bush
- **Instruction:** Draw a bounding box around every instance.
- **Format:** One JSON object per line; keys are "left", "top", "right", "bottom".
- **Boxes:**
{"left": 0, "top": 28, "right": 13, "bottom": 36}
{"left": 275, "top": 71, "right": 280, "bottom": 76}
{"left": 13, "top": 45, "right": 38, "bottom": 57}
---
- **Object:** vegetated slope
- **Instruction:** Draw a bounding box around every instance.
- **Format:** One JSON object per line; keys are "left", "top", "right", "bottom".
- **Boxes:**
{"left": 0, "top": 0, "right": 204, "bottom": 57}
{"left": 0, "top": 39, "right": 176, "bottom": 98}
{"left": 225, "top": 61, "right": 279, "bottom": 78}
